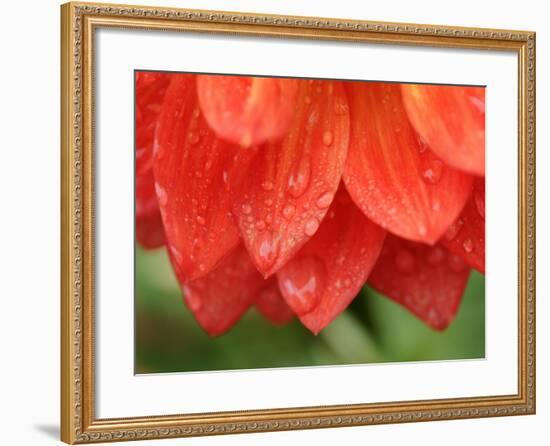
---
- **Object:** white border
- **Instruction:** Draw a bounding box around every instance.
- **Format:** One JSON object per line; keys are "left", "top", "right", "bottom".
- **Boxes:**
{"left": 95, "top": 27, "right": 518, "bottom": 418}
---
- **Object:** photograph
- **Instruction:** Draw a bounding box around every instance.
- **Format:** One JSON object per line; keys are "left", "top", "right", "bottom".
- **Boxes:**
{"left": 135, "top": 72, "right": 486, "bottom": 374}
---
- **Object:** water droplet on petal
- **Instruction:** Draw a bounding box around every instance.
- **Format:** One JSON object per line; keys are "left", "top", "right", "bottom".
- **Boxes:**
{"left": 257, "top": 232, "right": 279, "bottom": 270}
{"left": 188, "top": 132, "right": 200, "bottom": 145}
{"left": 394, "top": 249, "right": 416, "bottom": 273}
{"left": 304, "top": 95, "right": 312, "bottom": 105}
{"left": 304, "top": 218, "right": 319, "bottom": 236}
{"left": 241, "top": 203, "right": 252, "bottom": 215}
{"left": 282, "top": 204, "right": 296, "bottom": 219}
{"left": 445, "top": 218, "right": 464, "bottom": 241}
{"left": 279, "top": 256, "right": 325, "bottom": 315}
{"left": 316, "top": 191, "right": 333, "bottom": 209}
{"left": 322, "top": 130, "right": 333, "bottom": 146}
{"left": 255, "top": 220, "right": 266, "bottom": 231}
{"left": 463, "top": 238, "right": 473, "bottom": 253}
{"left": 421, "top": 159, "right": 444, "bottom": 184}
{"left": 262, "top": 181, "right": 274, "bottom": 191}
{"left": 196, "top": 215, "right": 206, "bottom": 225}
{"left": 287, "top": 158, "right": 311, "bottom": 198}
{"left": 184, "top": 288, "right": 202, "bottom": 312}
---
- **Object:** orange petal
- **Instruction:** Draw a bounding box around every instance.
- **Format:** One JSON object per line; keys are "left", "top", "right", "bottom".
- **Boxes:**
{"left": 343, "top": 82, "right": 473, "bottom": 245}
{"left": 255, "top": 278, "right": 295, "bottom": 325}
{"left": 401, "top": 84, "right": 485, "bottom": 176}
{"left": 440, "top": 178, "right": 485, "bottom": 273}
{"left": 154, "top": 74, "right": 241, "bottom": 281}
{"left": 135, "top": 72, "right": 171, "bottom": 249}
{"left": 369, "top": 234, "right": 471, "bottom": 330}
{"left": 277, "top": 188, "right": 386, "bottom": 334}
{"left": 230, "top": 80, "right": 350, "bottom": 277}
{"left": 174, "top": 245, "right": 265, "bottom": 336}
{"left": 197, "top": 75, "right": 299, "bottom": 147}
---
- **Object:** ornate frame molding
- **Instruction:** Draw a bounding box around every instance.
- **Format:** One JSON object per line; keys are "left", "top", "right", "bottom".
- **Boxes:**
{"left": 60, "top": 2, "right": 536, "bottom": 443}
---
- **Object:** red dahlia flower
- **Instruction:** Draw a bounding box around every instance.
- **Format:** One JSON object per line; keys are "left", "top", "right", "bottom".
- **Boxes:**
{"left": 135, "top": 72, "right": 485, "bottom": 336}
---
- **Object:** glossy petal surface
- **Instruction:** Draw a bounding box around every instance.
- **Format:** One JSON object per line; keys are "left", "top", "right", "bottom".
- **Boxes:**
{"left": 154, "top": 74, "right": 241, "bottom": 281}
{"left": 197, "top": 75, "right": 299, "bottom": 147}
{"left": 278, "top": 188, "right": 386, "bottom": 334}
{"left": 344, "top": 82, "right": 473, "bottom": 244}
{"left": 369, "top": 234, "right": 471, "bottom": 330}
{"left": 175, "top": 245, "right": 264, "bottom": 336}
{"left": 230, "top": 80, "right": 350, "bottom": 277}
{"left": 441, "top": 179, "right": 485, "bottom": 273}
{"left": 255, "top": 278, "right": 295, "bottom": 325}
{"left": 401, "top": 84, "right": 485, "bottom": 176}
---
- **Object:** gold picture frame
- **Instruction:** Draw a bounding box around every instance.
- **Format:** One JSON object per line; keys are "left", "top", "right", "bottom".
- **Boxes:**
{"left": 60, "top": 2, "right": 536, "bottom": 443}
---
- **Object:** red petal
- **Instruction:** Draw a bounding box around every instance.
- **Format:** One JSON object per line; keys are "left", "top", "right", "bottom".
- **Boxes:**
{"left": 136, "top": 72, "right": 171, "bottom": 175}
{"left": 343, "top": 82, "right": 473, "bottom": 245}
{"left": 255, "top": 278, "right": 295, "bottom": 325}
{"left": 401, "top": 84, "right": 485, "bottom": 176}
{"left": 368, "top": 234, "right": 471, "bottom": 330}
{"left": 440, "top": 178, "right": 485, "bottom": 273}
{"left": 197, "top": 75, "right": 299, "bottom": 147}
{"left": 230, "top": 80, "right": 350, "bottom": 277}
{"left": 173, "top": 245, "right": 264, "bottom": 336}
{"left": 135, "top": 72, "right": 171, "bottom": 249}
{"left": 135, "top": 170, "right": 165, "bottom": 249}
{"left": 154, "top": 74, "right": 241, "bottom": 281}
{"left": 277, "top": 188, "right": 386, "bottom": 334}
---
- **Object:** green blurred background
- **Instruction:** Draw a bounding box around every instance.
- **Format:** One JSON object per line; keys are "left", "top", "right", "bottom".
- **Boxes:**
{"left": 136, "top": 246, "right": 485, "bottom": 374}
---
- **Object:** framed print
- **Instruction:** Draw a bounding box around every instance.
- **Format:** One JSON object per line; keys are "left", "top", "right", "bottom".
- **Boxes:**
{"left": 60, "top": 2, "right": 536, "bottom": 444}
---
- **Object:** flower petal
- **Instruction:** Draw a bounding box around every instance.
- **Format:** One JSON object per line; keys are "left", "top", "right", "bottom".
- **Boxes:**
{"left": 230, "top": 80, "right": 350, "bottom": 277}
{"left": 440, "top": 178, "right": 485, "bottom": 273}
{"left": 401, "top": 84, "right": 485, "bottom": 176}
{"left": 277, "top": 188, "right": 386, "bottom": 334}
{"left": 135, "top": 170, "right": 165, "bottom": 249}
{"left": 174, "top": 245, "right": 264, "bottom": 336}
{"left": 368, "top": 234, "right": 471, "bottom": 330}
{"left": 135, "top": 72, "right": 171, "bottom": 249}
{"left": 255, "top": 278, "right": 295, "bottom": 325}
{"left": 136, "top": 72, "right": 171, "bottom": 175}
{"left": 154, "top": 74, "right": 241, "bottom": 281}
{"left": 343, "top": 82, "right": 473, "bottom": 245}
{"left": 197, "top": 75, "right": 299, "bottom": 147}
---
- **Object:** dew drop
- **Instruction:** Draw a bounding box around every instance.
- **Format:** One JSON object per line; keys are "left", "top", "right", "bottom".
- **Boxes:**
{"left": 304, "top": 95, "right": 312, "bottom": 105}
{"left": 304, "top": 218, "right": 319, "bottom": 236}
{"left": 394, "top": 249, "right": 416, "bottom": 273}
{"left": 282, "top": 204, "right": 296, "bottom": 219}
{"left": 241, "top": 203, "right": 252, "bottom": 215}
{"left": 204, "top": 160, "right": 212, "bottom": 170}
{"left": 255, "top": 220, "right": 266, "bottom": 231}
{"left": 463, "top": 238, "right": 474, "bottom": 253}
{"left": 264, "top": 198, "right": 273, "bottom": 206}
{"left": 196, "top": 215, "right": 206, "bottom": 226}
{"left": 287, "top": 158, "right": 311, "bottom": 198}
{"left": 222, "top": 170, "right": 229, "bottom": 185}
{"left": 316, "top": 191, "right": 333, "bottom": 209}
{"left": 257, "top": 233, "right": 279, "bottom": 270}
{"left": 421, "top": 159, "right": 444, "bottom": 184}
{"left": 445, "top": 218, "right": 464, "bottom": 241}
{"left": 322, "top": 130, "right": 333, "bottom": 146}
{"left": 416, "top": 134, "right": 429, "bottom": 153}
{"left": 188, "top": 132, "right": 200, "bottom": 145}
{"left": 279, "top": 256, "right": 325, "bottom": 315}
{"left": 261, "top": 181, "right": 274, "bottom": 191}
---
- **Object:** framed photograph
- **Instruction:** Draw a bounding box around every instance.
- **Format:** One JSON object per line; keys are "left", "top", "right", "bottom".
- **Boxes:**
{"left": 60, "top": 2, "right": 536, "bottom": 443}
